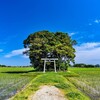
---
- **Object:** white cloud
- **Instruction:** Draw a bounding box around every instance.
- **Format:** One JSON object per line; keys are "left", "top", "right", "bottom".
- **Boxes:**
{"left": 4, "top": 48, "right": 29, "bottom": 58}
{"left": 0, "top": 49, "right": 3, "bottom": 52}
{"left": 75, "top": 42, "right": 100, "bottom": 50}
{"left": 69, "top": 32, "right": 76, "bottom": 36}
{"left": 74, "top": 42, "right": 100, "bottom": 64}
{"left": 94, "top": 19, "right": 100, "bottom": 24}
{"left": 89, "top": 19, "right": 100, "bottom": 25}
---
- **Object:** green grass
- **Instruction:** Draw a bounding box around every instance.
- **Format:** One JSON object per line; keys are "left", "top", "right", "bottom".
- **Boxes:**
{"left": 0, "top": 67, "right": 37, "bottom": 100}
{"left": 68, "top": 68, "right": 100, "bottom": 100}
{"left": 12, "top": 72, "right": 90, "bottom": 100}
{"left": 1, "top": 67, "right": 99, "bottom": 100}
{"left": 0, "top": 67, "right": 34, "bottom": 72}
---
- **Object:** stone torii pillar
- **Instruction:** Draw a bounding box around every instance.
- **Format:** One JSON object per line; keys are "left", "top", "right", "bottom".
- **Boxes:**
{"left": 41, "top": 58, "right": 58, "bottom": 73}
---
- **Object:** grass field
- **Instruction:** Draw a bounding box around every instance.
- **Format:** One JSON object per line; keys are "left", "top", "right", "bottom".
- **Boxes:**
{"left": 68, "top": 68, "right": 100, "bottom": 100}
{"left": 0, "top": 67, "right": 36, "bottom": 100}
{"left": 12, "top": 72, "right": 90, "bottom": 100}
{"left": 0, "top": 67, "right": 100, "bottom": 100}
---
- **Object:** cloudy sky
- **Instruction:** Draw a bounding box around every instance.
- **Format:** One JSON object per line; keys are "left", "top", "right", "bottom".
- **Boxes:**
{"left": 0, "top": 0, "right": 100, "bottom": 66}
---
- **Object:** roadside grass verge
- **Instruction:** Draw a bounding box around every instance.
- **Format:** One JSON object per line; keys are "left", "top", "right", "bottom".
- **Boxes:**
{"left": 12, "top": 72, "right": 90, "bottom": 100}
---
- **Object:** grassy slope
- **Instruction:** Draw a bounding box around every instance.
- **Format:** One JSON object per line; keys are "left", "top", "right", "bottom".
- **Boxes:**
{"left": 11, "top": 72, "right": 90, "bottom": 100}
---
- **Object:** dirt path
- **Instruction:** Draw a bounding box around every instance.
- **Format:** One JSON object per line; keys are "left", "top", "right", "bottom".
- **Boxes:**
{"left": 30, "top": 85, "right": 67, "bottom": 100}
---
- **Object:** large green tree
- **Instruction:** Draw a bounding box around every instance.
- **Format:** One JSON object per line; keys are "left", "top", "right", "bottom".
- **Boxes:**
{"left": 23, "top": 30, "right": 76, "bottom": 71}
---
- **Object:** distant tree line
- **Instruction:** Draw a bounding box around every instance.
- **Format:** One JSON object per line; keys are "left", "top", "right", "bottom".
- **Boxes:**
{"left": 0, "top": 64, "right": 7, "bottom": 67}
{"left": 0, "top": 64, "right": 31, "bottom": 67}
{"left": 73, "top": 63, "right": 100, "bottom": 68}
{"left": 0, "top": 63, "right": 99, "bottom": 68}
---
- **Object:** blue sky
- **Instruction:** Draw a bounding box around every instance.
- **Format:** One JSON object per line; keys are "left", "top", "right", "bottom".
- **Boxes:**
{"left": 0, "top": 0, "right": 100, "bottom": 66}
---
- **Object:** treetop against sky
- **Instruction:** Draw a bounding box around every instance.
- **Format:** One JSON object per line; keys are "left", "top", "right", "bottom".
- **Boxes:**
{"left": 0, "top": 0, "right": 100, "bottom": 65}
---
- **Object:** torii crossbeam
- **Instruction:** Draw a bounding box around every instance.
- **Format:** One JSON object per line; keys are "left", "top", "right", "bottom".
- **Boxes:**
{"left": 41, "top": 58, "right": 58, "bottom": 73}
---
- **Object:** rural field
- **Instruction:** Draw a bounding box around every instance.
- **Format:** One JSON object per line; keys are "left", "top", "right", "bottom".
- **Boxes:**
{"left": 0, "top": 67, "right": 100, "bottom": 100}
{"left": 68, "top": 68, "right": 100, "bottom": 100}
{"left": 0, "top": 67, "right": 35, "bottom": 100}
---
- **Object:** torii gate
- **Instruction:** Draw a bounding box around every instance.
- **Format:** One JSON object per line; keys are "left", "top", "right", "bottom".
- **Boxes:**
{"left": 41, "top": 58, "right": 58, "bottom": 73}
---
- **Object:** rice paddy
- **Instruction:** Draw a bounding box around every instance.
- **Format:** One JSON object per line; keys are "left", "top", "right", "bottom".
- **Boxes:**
{"left": 0, "top": 67, "right": 100, "bottom": 100}
{"left": 0, "top": 67, "right": 35, "bottom": 100}
{"left": 68, "top": 68, "right": 100, "bottom": 100}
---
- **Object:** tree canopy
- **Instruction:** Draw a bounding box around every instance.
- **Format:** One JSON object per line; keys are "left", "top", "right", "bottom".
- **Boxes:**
{"left": 23, "top": 30, "right": 77, "bottom": 71}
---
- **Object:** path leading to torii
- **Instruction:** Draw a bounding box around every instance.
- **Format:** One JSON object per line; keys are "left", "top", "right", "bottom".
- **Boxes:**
{"left": 31, "top": 85, "right": 67, "bottom": 100}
